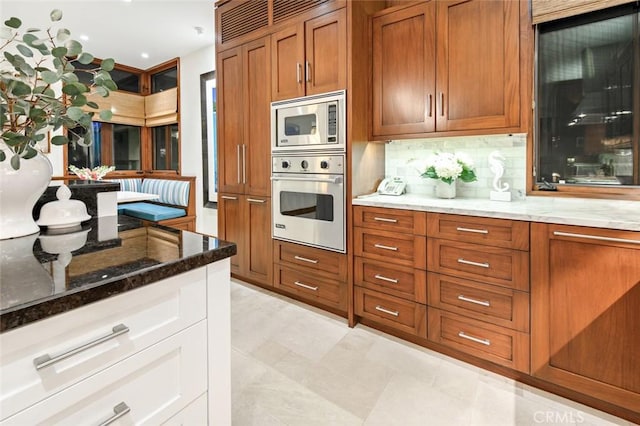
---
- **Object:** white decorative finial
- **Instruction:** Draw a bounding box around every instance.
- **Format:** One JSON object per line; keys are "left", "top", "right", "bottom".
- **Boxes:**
{"left": 55, "top": 184, "right": 72, "bottom": 201}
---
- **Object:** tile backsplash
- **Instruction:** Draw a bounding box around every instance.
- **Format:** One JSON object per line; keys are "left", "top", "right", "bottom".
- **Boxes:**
{"left": 384, "top": 133, "right": 527, "bottom": 200}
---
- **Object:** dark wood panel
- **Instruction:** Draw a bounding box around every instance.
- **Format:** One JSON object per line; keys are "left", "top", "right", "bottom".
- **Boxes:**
{"left": 274, "top": 264, "right": 346, "bottom": 311}
{"left": 271, "top": 24, "right": 305, "bottom": 101}
{"left": 355, "top": 287, "right": 427, "bottom": 337}
{"left": 353, "top": 205, "right": 427, "bottom": 235}
{"left": 355, "top": 257, "right": 427, "bottom": 303}
{"left": 305, "top": 8, "right": 347, "bottom": 95}
{"left": 354, "top": 227, "right": 427, "bottom": 269}
{"left": 274, "top": 240, "right": 347, "bottom": 281}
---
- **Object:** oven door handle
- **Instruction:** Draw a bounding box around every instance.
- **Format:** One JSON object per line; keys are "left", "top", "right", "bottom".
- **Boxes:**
{"left": 270, "top": 176, "right": 343, "bottom": 184}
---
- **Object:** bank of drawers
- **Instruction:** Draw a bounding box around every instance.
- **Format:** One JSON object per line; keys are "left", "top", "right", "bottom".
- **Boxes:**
{"left": 426, "top": 213, "right": 531, "bottom": 373}
{"left": 353, "top": 206, "right": 427, "bottom": 336}
{"left": 273, "top": 240, "right": 348, "bottom": 312}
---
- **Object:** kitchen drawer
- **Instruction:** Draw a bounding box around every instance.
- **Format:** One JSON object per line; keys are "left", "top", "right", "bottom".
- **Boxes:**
{"left": 274, "top": 264, "right": 347, "bottom": 311}
{"left": 428, "top": 308, "right": 529, "bottom": 373}
{"left": 427, "top": 213, "right": 529, "bottom": 250}
{"left": 2, "top": 321, "right": 207, "bottom": 425}
{"left": 427, "top": 273, "right": 529, "bottom": 332}
{"left": 354, "top": 257, "right": 427, "bottom": 303}
{"left": 0, "top": 268, "right": 207, "bottom": 420}
{"left": 427, "top": 239, "right": 529, "bottom": 291}
{"left": 274, "top": 240, "right": 347, "bottom": 281}
{"left": 353, "top": 206, "right": 427, "bottom": 235}
{"left": 354, "top": 227, "right": 427, "bottom": 269}
{"left": 355, "top": 287, "right": 427, "bottom": 337}
{"left": 162, "top": 392, "right": 207, "bottom": 425}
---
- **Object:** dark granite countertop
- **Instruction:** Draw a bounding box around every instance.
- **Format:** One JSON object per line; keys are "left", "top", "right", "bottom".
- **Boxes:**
{"left": 0, "top": 215, "right": 236, "bottom": 332}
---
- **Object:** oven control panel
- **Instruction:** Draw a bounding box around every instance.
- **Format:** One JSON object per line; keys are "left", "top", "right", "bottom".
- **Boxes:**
{"left": 272, "top": 155, "right": 344, "bottom": 174}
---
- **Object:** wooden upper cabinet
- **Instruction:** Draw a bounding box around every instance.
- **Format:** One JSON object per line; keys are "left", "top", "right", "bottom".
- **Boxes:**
{"left": 436, "top": 0, "right": 519, "bottom": 132}
{"left": 272, "top": 8, "right": 346, "bottom": 101}
{"left": 371, "top": 0, "right": 521, "bottom": 139}
{"left": 372, "top": 2, "right": 436, "bottom": 136}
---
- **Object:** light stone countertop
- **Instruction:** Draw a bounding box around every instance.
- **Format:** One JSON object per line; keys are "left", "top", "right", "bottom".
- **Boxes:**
{"left": 352, "top": 193, "right": 640, "bottom": 231}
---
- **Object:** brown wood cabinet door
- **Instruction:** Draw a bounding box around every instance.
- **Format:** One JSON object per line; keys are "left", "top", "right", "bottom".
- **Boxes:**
{"left": 244, "top": 196, "right": 272, "bottom": 285}
{"left": 217, "top": 47, "right": 244, "bottom": 194}
{"left": 304, "top": 8, "right": 347, "bottom": 96}
{"left": 372, "top": 2, "right": 436, "bottom": 137}
{"left": 243, "top": 37, "right": 271, "bottom": 197}
{"left": 271, "top": 24, "right": 305, "bottom": 101}
{"left": 435, "top": 0, "right": 519, "bottom": 131}
{"left": 218, "top": 193, "right": 245, "bottom": 274}
{"left": 531, "top": 223, "right": 640, "bottom": 417}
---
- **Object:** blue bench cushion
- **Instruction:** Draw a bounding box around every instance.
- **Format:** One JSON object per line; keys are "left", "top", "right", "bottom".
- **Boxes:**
{"left": 106, "top": 178, "right": 142, "bottom": 192}
{"left": 120, "top": 202, "right": 186, "bottom": 221}
{"left": 141, "top": 179, "right": 190, "bottom": 207}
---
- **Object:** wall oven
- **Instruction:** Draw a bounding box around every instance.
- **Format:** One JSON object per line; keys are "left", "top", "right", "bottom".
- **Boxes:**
{"left": 271, "top": 90, "right": 345, "bottom": 152}
{"left": 271, "top": 153, "right": 345, "bottom": 253}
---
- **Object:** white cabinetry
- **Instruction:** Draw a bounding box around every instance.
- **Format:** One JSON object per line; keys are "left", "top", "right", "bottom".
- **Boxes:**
{"left": 0, "top": 259, "right": 231, "bottom": 425}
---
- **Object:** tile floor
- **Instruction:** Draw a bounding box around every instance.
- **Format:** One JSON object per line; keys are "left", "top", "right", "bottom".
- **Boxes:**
{"left": 230, "top": 279, "right": 633, "bottom": 426}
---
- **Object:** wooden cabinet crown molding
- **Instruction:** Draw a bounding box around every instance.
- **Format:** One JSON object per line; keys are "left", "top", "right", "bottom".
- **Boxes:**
{"left": 531, "top": 0, "right": 635, "bottom": 24}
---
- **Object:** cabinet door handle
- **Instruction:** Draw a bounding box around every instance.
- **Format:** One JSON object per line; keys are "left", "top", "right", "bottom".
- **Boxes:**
{"left": 440, "top": 92, "right": 445, "bottom": 116}
{"left": 553, "top": 231, "right": 640, "bottom": 245}
{"left": 98, "top": 402, "right": 131, "bottom": 426}
{"left": 374, "top": 243, "right": 398, "bottom": 251}
{"left": 294, "top": 255, "right": 318, "bottom": 264}
{"left": 458, "top": 331, "right": 491, "bottom": 346}
{"left": 242, "top": 144, "right": 246, "bottom": 184}
{"left": 456, "top": 227, "right": 489, "bottom": 234}
{"left": 296, "top": 62, "right": 302, "bottom": 83}
{"left": 305, "top": 61, "right": 311, "bottom": 83}
{"left": 236, "top": 145, "right": 241, "bottom": 184}
{"left": 427, "top": 94, "right": 433, "bottom": 117}
{"left": 375, "top": 305, "right": 399, "bottom": 317}
{"left": 374, "top": 217, "right": 398, "bottom": 223}
{"left": 457, "top": 294, "right": 491, "bottom": 307}
{"left": 247, "top": 198, "right": 265, "bottom": 204}
{"left": 457, "top": 258, "right": 489, "bottom": 268}
{"left": 33, "top": 324, "right": 130, "bottom": 370}
{"left": 294, "top": 281, "right": 318, "bottom": 291}
{"left": 221, "top": 195, "right": 238, "bottom": 200}
{"left": 374, "top": 274, "right": 398, "bottom": 284}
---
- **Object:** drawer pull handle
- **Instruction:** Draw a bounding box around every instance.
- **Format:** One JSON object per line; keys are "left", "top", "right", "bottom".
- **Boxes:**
{"left": 99, "top": 402, "right": 131, "bottom": 426}
{"left": 374, "top": 217, "right": 398, "bottom": 223}
{"left": 458, "top": 295, "right": 491, "bottom": 307}
{"left": 294, "top": 255, "right": 318, "bottom": 264}
{"left": 374, "top": 274, "right": 398, "bottom": 284}
{"left": 33, "top": 324, "right": 130, "bottom": 370}
{"left": 456, "top": 227, "right": 489, "bottom": 234}
{"left": 457, "top": 258, "right": 490, "bottom": 268}
{"left": 375, "top": 305, "right": 399, "bottom": 317}
{"left": 374, "top": 243, "right": 398, "bottom": 251}
{"left": 247, "top": 198, "right": 266, "bottom": 203}
{"left": 221, "top": 195, "right": 238, "bottom": 200}
{"left": 294, "top": 281, "right": 319, "bottom": 291}
{"left": 458, "top": 331, "right": 491, "bottom": 346}
{"left": 553, "top": 231, "right": 640, "bottom": 245}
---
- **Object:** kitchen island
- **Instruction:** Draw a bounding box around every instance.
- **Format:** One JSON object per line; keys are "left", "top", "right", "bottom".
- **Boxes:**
{"left": 0, "top": 216, "right": 236, "bottom": 425}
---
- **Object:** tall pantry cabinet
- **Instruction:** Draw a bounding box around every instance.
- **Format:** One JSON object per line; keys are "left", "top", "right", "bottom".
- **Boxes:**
{"left": 217, "top": 36, "right": 272, "bottom": 286}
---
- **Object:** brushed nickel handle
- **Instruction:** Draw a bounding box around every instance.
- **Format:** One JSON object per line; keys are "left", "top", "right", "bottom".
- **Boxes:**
{"left": 236, "top": 145, "right": 241, "bottom": 184}
{"left": 440, "top": 92, "right": 445, "bottom": 116}
{"left": 375, "top": 305, "right": 399, "bottom": 317}
{"left": 221, "top": 195, "right": 238, "bottom": 200}
{"left": 374, "top": 217, "right": 398, "bottom": 223}
{"left": 294, "top": 255, "right": 318, "bottom": 264}
{"left": 457, "top": 258, "right": 490, "bottom": 268}
{"left": 458, "top": 295, "right": 490, "bottom": 307}
{"left": 305, "top": 61, "right": 311, "bottom": 83}
{"left": 98, "top": 402, "right": 131, "bottom": 426}
{"left": 553, "top": 231, "right": 640, "bottom": 245}
{"left": 34, "top": 324, "right": 130, "bottom": 370}
{"left": 247, "top": 198, "right": 265, "bottom": 203}
{"left": 374, "top": 274, "right": 398, "bottom": 284}
{"left": 242, "top": 144, "right": 246, "bottom": 184}
{"left": 458, "top": 331, "right": 490, "bottom": 346}
{"left": 427, "top": 94, "right": 433, "bottom": 117}
{"left": 296, "top": 62, "right": 302, "bottom": 83}
{"left": 294, "top": 281, "right": 318, "bottom": 291}
{"left": 456, "top": 227, "right": 489, "bottom": 234}
{"left": 374, "top": 243, "right": 398, "bottom": 251}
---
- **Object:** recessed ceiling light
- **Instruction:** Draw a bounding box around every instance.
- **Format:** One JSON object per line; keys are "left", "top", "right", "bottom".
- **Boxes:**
{"left": 141, "top": 53, "right": 149, "bottom": 59}
{"left": 79, "top": 34, "right": 89, "bottom": 41}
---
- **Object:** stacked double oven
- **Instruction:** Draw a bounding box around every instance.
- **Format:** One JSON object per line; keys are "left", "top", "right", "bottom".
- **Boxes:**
{"left": 270, "top": 90, "right": 346, "bottom": 253}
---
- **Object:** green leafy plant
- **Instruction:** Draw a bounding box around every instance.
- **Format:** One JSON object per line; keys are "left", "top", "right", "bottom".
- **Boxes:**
{"left": 1, "top": 9, "right": 116, "bottom": 170}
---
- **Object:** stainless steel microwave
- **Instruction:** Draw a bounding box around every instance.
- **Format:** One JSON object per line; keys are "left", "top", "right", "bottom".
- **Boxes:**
{"left": 271, "top": 90, "right": 345, "bottom": 152}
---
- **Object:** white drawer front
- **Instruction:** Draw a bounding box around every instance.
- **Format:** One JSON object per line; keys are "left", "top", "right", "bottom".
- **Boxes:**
{"left": 2, "top": 321, "right": 207, "bottom": 425}
{"left": 0, "top": 268, "right": 207, "bottom": 420}
{"left": 161, "top": 393, "right": 208, "bottom": 425}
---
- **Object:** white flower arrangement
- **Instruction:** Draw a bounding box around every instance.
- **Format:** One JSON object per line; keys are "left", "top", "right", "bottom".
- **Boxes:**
{"left": 69, "top": 165, "right": 115, "bottom": 180}
{"left": 421, "top": 152, "right": 477, "bottom": 185}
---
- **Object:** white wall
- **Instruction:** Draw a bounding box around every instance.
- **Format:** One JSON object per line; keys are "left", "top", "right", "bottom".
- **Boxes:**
{"left": 179, "top": 44, "right": 216, "bottom": 234}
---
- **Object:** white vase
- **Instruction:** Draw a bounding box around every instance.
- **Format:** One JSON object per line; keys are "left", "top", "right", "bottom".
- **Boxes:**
{"left": 435, "top": 179, "right": 456, "bottom": 199}
{"left": 0, "top": 143, "right": 53, "bottom": 240}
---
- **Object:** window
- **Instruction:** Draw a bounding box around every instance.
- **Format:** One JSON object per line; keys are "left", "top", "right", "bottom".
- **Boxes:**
{"left": 151, "top": 66, "right": 178, "bottom": 93}
{"left": 535, "top": 4, "right": 639, "bottom": 188}
{"left": 74, "top": 62, "right": 141, "bottom": 93}
{"left": 152, "top": 124, "right": 179, "bottom": 171}
{"left": 112, "top": 125, "right": 142, "bottom": 170}
{"left": 67, "top": 123, "right": 141, "bottom": 171}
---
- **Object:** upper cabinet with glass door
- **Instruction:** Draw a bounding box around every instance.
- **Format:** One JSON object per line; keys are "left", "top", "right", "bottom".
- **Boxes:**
{"left": 535, "top": 4, "right": 639, "bottom": 190}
